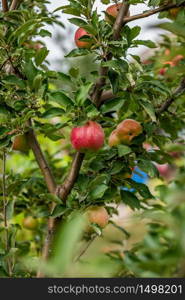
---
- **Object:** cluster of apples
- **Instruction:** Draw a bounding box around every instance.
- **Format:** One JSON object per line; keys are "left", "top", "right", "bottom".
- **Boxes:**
{"left": 74, "top": 2, "right": 129, "bottom": 49}
{"left": 70, "top": 119, "right": 142, "bottom": 152}
{"left": 159, "top": 52, "right": 184, "bottom": 76}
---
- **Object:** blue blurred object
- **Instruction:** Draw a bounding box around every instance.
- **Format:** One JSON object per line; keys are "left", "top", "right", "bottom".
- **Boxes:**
{"left": 131, "top": 166, "right": 149, "bottom": 184}
{"left": 121, "top": 167, "right": 149, "bottom": 192}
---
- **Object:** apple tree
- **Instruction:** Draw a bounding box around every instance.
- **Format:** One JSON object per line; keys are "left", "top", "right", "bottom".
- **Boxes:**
{"left": 0, "top": 0, "right": 185, "bottom": 277}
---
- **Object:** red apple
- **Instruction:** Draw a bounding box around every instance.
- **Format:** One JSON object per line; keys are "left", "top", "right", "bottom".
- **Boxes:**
{"left": 74, "top": 28, "right": 92, "bottom": 49}
{"left": 105, "top": 2, "right": 130, "bottom": 22}
{"left": 159, "top": 67, "right": 167, "bottom": 76}
{"left": 70, "top": 121, "right": 104, "bottom": 152}
{"left": 109, "top": 119, "right": 143, "bottom": 146}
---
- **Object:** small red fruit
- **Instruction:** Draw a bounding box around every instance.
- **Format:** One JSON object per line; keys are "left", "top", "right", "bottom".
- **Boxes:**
{"left": 71, "top": 121, "right": 104, "bottom": 152}
{"left": 159, "top": 67, "right": 167, "bottom": 76}
{"left": 74, "top": 27, "right": 92, "bottom": 49}
{"left": 105, "top": 2, "right": 130, "bottom": 22}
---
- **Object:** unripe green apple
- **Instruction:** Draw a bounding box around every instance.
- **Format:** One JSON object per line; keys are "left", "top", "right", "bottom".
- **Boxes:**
{"left": 86, "top": 206, "right": 109, "bottom": 228}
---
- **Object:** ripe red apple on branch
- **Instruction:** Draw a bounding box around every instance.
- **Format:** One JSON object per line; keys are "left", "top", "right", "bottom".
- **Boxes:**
{"left": 74, "top": 27, "right": 92, "bottom": 49}
{"left": 109, "top": 119, "right": 143, "bottom": 147}
{"left": 105, "top": 2, "right": 130, "bottom": 22}
{"left": 70, "top": 121, "right": 105, "bottom": 152}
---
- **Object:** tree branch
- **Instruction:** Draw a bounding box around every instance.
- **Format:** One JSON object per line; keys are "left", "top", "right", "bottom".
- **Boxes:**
{"left": 9, "top": 0, "right": 20, "bottom": 10}
{"left": 56, "top": 152, "right": 85, "bottom": 202}
{"left": 91, "top": 0, "right": 130, "bottom": 108}
{"left": 26, "top": 120, "right": 57, "bottom": 278}
{"left": 26, "top": 120, "right": 56, "bottom": 194}
{"left": 157, "top": 77, "right": 185, "bottom": 115}
{"left": 113, "top": 0, "right": 129, "bottom": 39}
{"left": 100, "top": 89, "right": 114, "bottom": 103}
{"left": 36, "top": 204, "right": 55, "bottom": 278}
{"left": 2, "top": 0, "right": 9, "bottom": 12}
{"left": 124, "top": 1, "right": 185, "bottom": 25}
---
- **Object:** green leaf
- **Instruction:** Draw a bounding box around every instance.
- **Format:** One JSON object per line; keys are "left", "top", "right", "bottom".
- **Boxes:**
{"left": 110, "top": 161, "right": 124, "bottom": 175}
{"left": 140, "top": 101, "right": 156, "bottom": 122}
{"left": 117, "top": 145, "right": 132, "bottom": 157}
{"left": 129, "top": 180, "right": 154, "bottom": 199}
{"left": 41, "top": 107, "right": 64, "bottom": 118}
{"left": 102, "top": 59, "right": 128, "bottom": 73}
{"left": 0, "top": 127, "right": 9, "bottom": 136}
{"left": 120, "top": 190, "right": 141, "bottom": 210}
{"left": 101, "top": 98, "right": 125, "bottom": 113}
{"left": 51, "top": 213, "right": 86, "bottom": 274}
{"left": 108, "top": 69, "right": 119, "bottom": 94}
{"left": 68, "top": 18, "right": 87, "bottom": 27}
{"left": 0, "top": 136, "right": 11, "bottom": 148}
{"left": 133, "top": 40, "right": 156, "bottom": 48}
{"left": 24, "top": 60, "right": 38, "bottom": 84}
{"left": 35, "top": 47, "right": 49, "bottom": 66}
{"left": 51, "top": 205, "right": 71, "bottom": 218}
{"left": 38, "top": 29, "right": 52, "bottom": 37}
{"left": 75, "top": 82, "right": 93, "bottom": 106}
{"left": 159, "top": 22, "right": 185, "bottom": 38}
{"left": 49, "top": 91, "right": 74, "bottom": 108}
{"left": 2, "top": 75, "right": 26, "bottom": 88}
{"left": 6, "top": 200, "right": 15, "bottom": 220}
{"left": 89, "top": 184, "right": 108, "bottom": 200}
{"left": 65, "top": 48, "right": 90, "bottom": 58}
{"left": 138, "top": 159, "right": 159, "bottom": 177}
{"left": 32, "top": 74, "right": 43, "bottom": 91}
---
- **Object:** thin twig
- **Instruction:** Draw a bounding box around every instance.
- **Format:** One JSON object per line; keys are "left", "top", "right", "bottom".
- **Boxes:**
{"left": 74, "top": 235, "right": 97, "bottom": 263}
{"left": 124, "top": 1, "right": 185, "bottom": 25}
{"left": 157, "top": 77, "right": 185, "bottom": 115}
{"left": 2, "top": 0, "right": 9, "bottom": 12}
